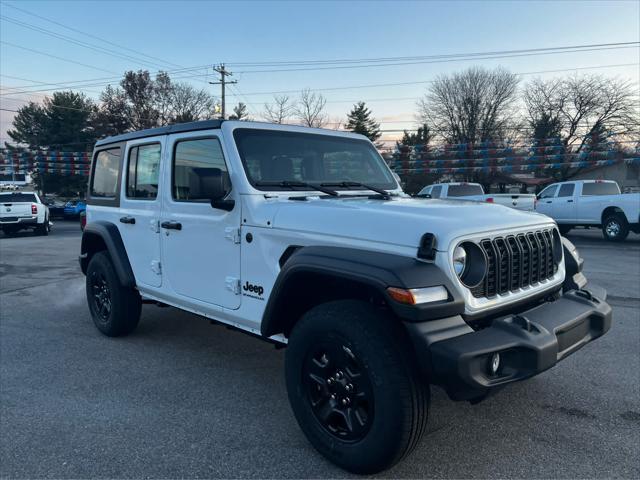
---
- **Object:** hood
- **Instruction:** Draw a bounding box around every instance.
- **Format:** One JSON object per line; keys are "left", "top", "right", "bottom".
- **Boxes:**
{"left": 265, "top": 196, "right": 554, "bottom": 251}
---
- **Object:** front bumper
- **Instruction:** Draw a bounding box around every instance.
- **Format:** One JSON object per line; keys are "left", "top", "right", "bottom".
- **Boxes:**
{"left": 406, "top": 286, "right": 611, "bottom": 401}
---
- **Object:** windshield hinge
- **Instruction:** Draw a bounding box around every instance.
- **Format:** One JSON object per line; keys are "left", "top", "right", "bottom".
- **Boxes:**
{"left": 225, "top": 227, "right": 241, "bottom": 244}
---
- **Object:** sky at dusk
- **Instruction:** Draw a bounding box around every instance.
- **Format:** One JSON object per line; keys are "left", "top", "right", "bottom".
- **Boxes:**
{"left": 1, "top": 0, "right": 639, "bottom": 144}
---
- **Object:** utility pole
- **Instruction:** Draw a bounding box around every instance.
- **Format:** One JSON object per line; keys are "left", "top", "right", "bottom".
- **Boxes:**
{"left": 209, "top": 63, "right": 237, "bottom": 120}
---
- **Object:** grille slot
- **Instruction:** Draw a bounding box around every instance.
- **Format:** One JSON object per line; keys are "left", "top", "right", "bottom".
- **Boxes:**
{"left": 471, "top": 228, "right": 559, "bottom": 298}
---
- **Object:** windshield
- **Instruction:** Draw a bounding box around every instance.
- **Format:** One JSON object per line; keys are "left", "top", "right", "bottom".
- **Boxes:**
{"left": 447, "top": 184, "right": 484, "bottom": 197}
{"left": 233, "top": 129, "right": 398, "bottom": 191}
{"left": 0, "top": 193, "right": 36, "bottom": 203}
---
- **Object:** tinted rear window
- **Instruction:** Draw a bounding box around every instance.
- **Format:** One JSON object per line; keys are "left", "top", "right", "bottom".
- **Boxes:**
{"left": 581, "top": 182, "right": 620, "bottom": 196}
{"left": 0, "top": 193, "right": 36, "bottom": 203}
{"left": 447, "top": 184, "right": 484, "bottom": 197}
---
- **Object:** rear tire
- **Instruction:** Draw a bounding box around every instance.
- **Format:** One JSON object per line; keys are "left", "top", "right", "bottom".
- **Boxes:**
{"left": 86, "top": 251, "right": 141, "bottom": 336}
{"left": 36, "top": 217, "right": 50, "bottom": 236}
{"left": 285, "top": 300, "right": 429, "bottom": 474}
{"left": 602, "top": 214, "right": 629, "bottom": 242}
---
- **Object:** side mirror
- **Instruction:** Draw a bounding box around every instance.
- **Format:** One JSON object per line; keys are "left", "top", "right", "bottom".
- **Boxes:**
{"left": 194, "top": 167, "right": 235, "bottom": 211}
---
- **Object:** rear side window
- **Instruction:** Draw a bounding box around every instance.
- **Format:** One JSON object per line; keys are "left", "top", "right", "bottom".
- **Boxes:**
{"left": 430, "top": 186, "right": 442, "bottom": 198}
{"left": 0, "top": 193, "right": 36, "bottom": 203}
{"left": 557, "top": 184, "right": 575, "bottom": 197}
{"left": 127, "top": 144, "right": 161, "bottom": 199}
{"left": 91, "top": 148, "right": 121, "bottom": 198}
{"left": 447, "top": 184, "right": 484, "bottom": 197}
{"left": 581, "top": 182, "right": 620, "bottom": 196}
{"left": 173, "top": 138, "right": 227, "bottom": 201}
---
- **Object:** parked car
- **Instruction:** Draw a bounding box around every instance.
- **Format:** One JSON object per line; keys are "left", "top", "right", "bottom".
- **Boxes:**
{"left": 63, "top": 200, "right": 86, "bottom": 218}
{"left": 0, "top": 191, "right": 50, "bottom": 235}
{"left": 535, "top": 180, "right": 640, "bottom": 241}
{"left": 0, "top": 184, "right": 20, "bottom": 191}
{"left": 43, "top": 199, "right": 66, "bottom": 219}
{"left": 80, "top": 120, "right": 611, "bottom": 474}
{"left": 417, "top": 182, "right": 536, "bottom": 211}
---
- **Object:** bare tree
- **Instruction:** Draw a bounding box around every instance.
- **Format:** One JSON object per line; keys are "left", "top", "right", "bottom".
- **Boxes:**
{"left": 294, "top": 89, "right": 328, "bottom": 128}
{"left": 524, "top": 74, "right": 638, "bottom": 150}
{"left": 417, "top": 67, "right": 520, "bottom": 144}
{"left": 262, "top": 95, "right": 294, "bottom": 124}
{"left": 170, "top": 83, "right": 217, "bottom": 123}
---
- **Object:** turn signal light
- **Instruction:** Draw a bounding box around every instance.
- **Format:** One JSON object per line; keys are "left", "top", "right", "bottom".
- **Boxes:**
{"left": 387, "top": 286, "right": 448, "bottom": 305}
{"left": 31, "top": 204, "right": 37, "bottom": 214}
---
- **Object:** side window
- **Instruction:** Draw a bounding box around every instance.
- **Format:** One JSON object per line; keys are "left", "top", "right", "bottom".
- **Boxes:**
{"left": 173, "top": 137, "right": 228, "bottom": 201}
{"left": 127, "top": 143, "right": 161, "bottom": 199}
{"left": 539, "top": 185, "right": 558, "bottom": 199}
{"left": 557, "top": 183, "right": 575, "bottom": 198}
{"left": 431, "top": 186, "right": 442, "bottom": 198}
{"left": 91, "top": 148, "right": 121, "bottom": 198}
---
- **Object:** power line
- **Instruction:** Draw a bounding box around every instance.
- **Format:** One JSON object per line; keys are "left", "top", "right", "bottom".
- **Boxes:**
{"left": 0, "top": 15, "right": 171, "bottom": 70}
{"left": 0, "top": 40, "right": 118, "bottom": 74}
{"left": 0, "top": 1, "right": 182, "bottom": 68}
{"left": 225, "top": 42, "right": 640, "bottom": 67}
{"left": 234, "top": 44, "right": 640, "bottom": 74}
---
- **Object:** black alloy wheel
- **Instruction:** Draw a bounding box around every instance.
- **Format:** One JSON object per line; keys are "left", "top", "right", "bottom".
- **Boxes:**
{"left": 304, "top": 338, "right": 374, "bottom": 442}
{"left": 90, "top": 270, "right": 112, "bottom": 323}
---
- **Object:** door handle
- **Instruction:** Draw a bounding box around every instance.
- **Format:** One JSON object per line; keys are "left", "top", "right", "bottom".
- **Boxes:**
{"left": 161, "top": 221, "right": 182, "bottom": 230}
{"left": 545, "top": 201, "right": 552, "bottom": 203}
{"left": 119, "top": 216, "right": 136, "bottom": 224}
{"left": 567, "top": 199, "right": 574, "bottom": 203}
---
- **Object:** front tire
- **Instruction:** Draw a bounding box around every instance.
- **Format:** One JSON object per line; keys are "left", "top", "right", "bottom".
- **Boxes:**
{"left": 86, "top": 251, "right": 141, "bottom": 336}
{"left": 285, "top": 300, "right": 429, "bottom": 474}
{"left": 602, "top": 214, "right": 629, "bottom": 242}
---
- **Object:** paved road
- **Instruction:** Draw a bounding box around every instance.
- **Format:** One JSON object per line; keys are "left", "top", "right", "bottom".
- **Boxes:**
{"left": 1, "top": 223, "right": 639, "bottom": 478}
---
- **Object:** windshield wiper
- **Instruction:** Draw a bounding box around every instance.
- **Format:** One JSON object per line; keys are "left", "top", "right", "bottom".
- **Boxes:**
{"left": 321, "top": 181, "right": 392, "bottom": 199}
{"left": 255, "top": 180, "right": 338, "bottom": 196}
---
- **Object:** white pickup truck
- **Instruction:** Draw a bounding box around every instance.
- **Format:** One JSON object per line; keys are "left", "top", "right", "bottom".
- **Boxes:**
{"left": 417, "top": 182, "right": 536, "bottom": 211}
{"left": 0, "top": 191, "right": 50, "bottom": 235}
{"left": 535, "top": 180, "right": 640, "bottom": 241}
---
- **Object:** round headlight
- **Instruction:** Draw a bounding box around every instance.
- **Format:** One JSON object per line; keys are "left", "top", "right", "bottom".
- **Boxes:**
{"left": 454, "top": 242, "right": 488, "bottom": 288}
{"left": 453, "top": 245, "right": 467, "bottom": 277}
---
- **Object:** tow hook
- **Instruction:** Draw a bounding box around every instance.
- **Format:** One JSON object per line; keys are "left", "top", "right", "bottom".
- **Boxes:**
{"left": 512, "top": 314, "right": 533, "bottom": 332}
{"left": 575, "top": 289, "right": 599, "bottom": 303}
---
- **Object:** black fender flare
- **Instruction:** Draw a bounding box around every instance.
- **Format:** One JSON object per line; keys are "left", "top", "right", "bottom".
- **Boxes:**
{"left": 79, "top": 221, "right": 135, "bottom": 288}
{"left": 260, "top": 246, "right": 464, "bottom": 337}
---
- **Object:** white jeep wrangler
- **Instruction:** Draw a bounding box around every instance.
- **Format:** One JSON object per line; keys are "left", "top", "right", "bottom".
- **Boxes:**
{"left": 80, "top": 120, "right": 612, "bottom": 474}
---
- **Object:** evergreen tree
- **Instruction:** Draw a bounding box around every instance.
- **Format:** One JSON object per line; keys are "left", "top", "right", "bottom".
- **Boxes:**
{"left": 345, "top": 102, "right": 381, "bottom": 142}
{"left": 229, "top": 102, "right": 250, "bottom": 120}
{"left": 399, "top": 124, "right": 432, "bottom": 146}
{"left": 7, "top": 91, "right": 97, "bottom": 150}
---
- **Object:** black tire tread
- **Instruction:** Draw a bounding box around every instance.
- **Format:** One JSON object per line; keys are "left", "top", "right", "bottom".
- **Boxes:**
{"left": 286, "top": 300, "right": 429, "bottom": 474}
{"left": 86, "top": 251, "right": 141, "bottom": 336}
{"left": 602, "top": 213, "right": 629, "bottom": 242}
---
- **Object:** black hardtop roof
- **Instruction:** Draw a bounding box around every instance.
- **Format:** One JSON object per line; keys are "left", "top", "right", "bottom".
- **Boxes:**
{"left": 94, "top": 119, "right": 224, "bottom": 147}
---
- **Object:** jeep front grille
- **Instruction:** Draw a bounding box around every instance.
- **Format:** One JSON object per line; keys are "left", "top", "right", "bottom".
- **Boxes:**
{"left": 470, "top": 229, "right": 559, "bottom": 298}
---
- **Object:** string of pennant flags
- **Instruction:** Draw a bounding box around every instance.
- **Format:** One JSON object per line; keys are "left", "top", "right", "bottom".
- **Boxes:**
{"left": 390, "top": 140, "right": 639, "bottom": 174}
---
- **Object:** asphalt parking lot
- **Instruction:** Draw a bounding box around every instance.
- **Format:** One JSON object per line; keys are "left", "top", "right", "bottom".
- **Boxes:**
{"left": 1, "top": 222, "right": 639, "bottom": 479}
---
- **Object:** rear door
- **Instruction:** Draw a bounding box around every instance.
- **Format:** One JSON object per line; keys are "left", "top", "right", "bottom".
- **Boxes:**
{"left": 160, "top": 131, "right": 242, "bottom": 309}
{"left": 553, "top": 183, "right": 576, "bottom": 223}
{"left": 118, "top": 137, "right": 164, "bottom": 288}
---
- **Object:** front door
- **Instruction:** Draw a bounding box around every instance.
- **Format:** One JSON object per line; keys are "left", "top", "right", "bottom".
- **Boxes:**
{"left": 535, "top": 184, "right": 559, "bottom": 218}
{"left": 118, "top": 137, "right": 164, "bottom": 288}
{"left": 160, "top": 132, "right": 241, "bottom": 309}
{"left": 554, "top": 183, "right": 576, "bottom": 223}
